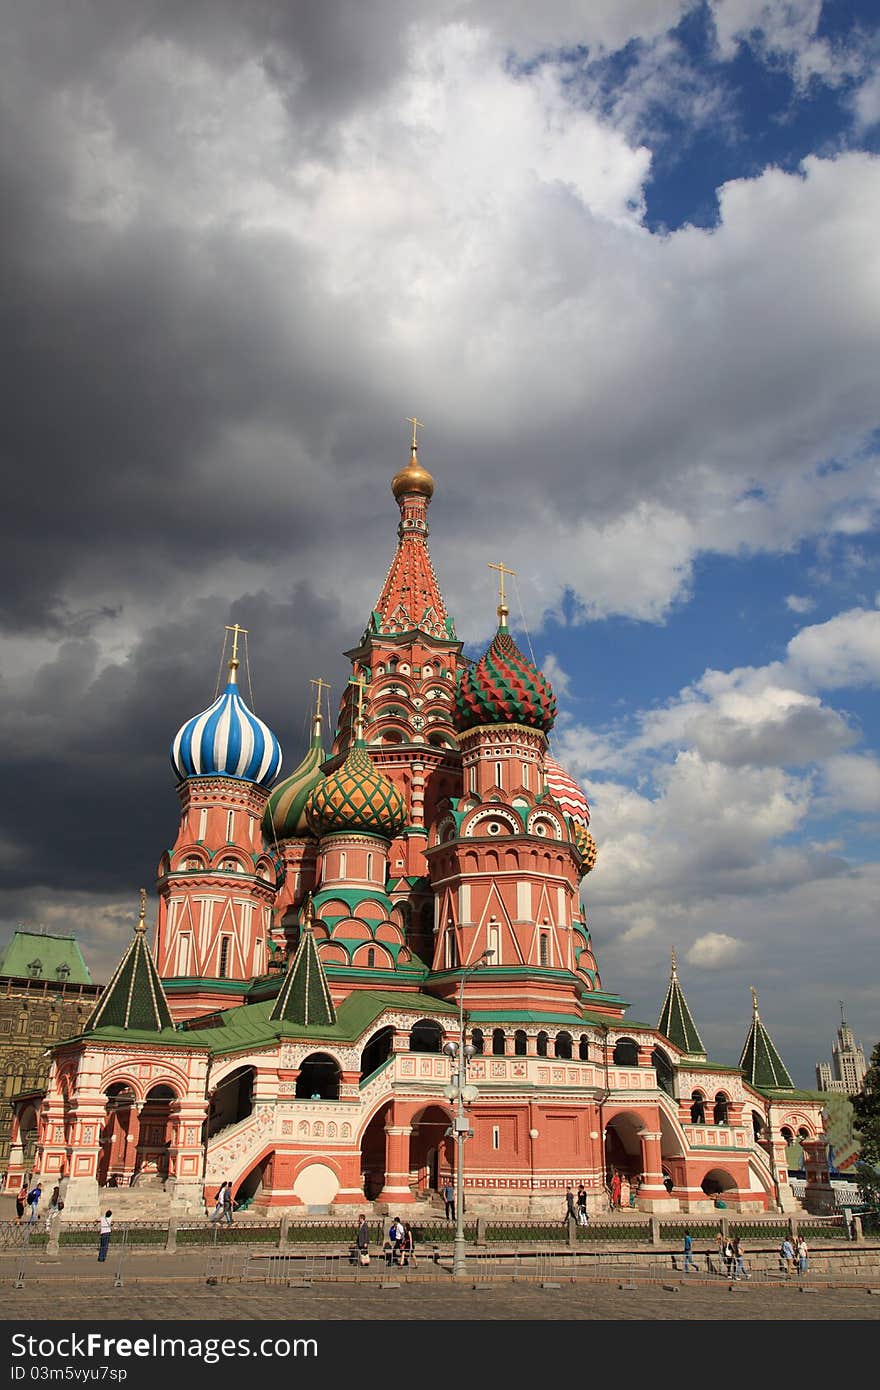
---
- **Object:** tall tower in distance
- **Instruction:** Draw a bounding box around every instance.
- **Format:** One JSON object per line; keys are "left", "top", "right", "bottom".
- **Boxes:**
{"left": 815, "top": 1002, "right": 867, "bottom": 1094}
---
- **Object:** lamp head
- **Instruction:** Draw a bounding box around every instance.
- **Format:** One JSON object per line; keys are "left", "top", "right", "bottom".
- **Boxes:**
{"left": 442, "top": 1040, "right": 459, "bottom": 1059}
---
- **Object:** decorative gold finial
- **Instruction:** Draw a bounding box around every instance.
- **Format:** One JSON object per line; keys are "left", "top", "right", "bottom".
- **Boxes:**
{"left": 488, "top": 561, "right": 516, "bottom": 626}
{"left": 348, "top": 673, "right": 368, "bottom": 740}
{"left": 309, "top": 677, "right": 330, "bottom": 737}
{"left": 303, "top": 892, "right": 315, "bottom": 931}
{"left": 136, "top": 888, "right": 147, "bottom": 934}
{"left": 751, "top": 985, "right": 759, "bottom": 1017}
{"left": 406, "top": 415, "right": 424, "bottom": 451}
{"left": 224, "top": 623, "right": 248, "bottom": 678}
{"left": 670, "top": 945, "right": 677, "bottom": 979}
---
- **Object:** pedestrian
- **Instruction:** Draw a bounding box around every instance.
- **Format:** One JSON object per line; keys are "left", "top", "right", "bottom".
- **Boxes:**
{"left": 564, "top": 1187, "right": 576, "bottom": 1224}
{"left": 796, "top": 1236, "right": 808, "bottom": 1277}
{"left": 26, "top": 1182, "right": 42, "bottom": 1224}
{"left": 209, "top": 1190, "right": 224, "bottom": 1224}
{"left": 620, "top": 1174, "right": 631, "bottom": 1209}
{"left": 779, "top": 1237, "right": 795, "bottom": 1277}
{"left": 610, "top": 1171, "right": 621, "bottom": 1210}
{"left": 400, "top": 1221, "right": 417, "bottom": 1267}
{"left": 47, "top": 1186, "right": 60, "bottom": 1214}
{"left": 683, "top": 1228, "right": 698, "bottom": 1273}
{"left": 723, "top": 1236, "right": 734, "bottom": 1277}
{"left": 355, "top": 1212, "right": 370, "bottom": 1267}
{"left": 731, "top": 1233, "right": 750, "bottom": 1280}
{"left": 442, "top": 1180, "right": 455, "bottom": 1221}
{"left": 714, "top": 1227, "right": 725, "bottom": 1274}
{"left": 628, "top": 1178, "right": 638, "bottom": 1209}
{"left": 45, "top": 1199, "right": 64, "bottom": 1236}
{"left": 97, "top": 1209, "right": 112, "bottom": 1262}
{"left": 576, "top": 1183, "right": 589, "bottom": 1226}
{"left": 15, "top": 1179, "right": 28, "bottom": 1224}
{"left": 222, "top": 1179, "right": 234, "bottom": 1226}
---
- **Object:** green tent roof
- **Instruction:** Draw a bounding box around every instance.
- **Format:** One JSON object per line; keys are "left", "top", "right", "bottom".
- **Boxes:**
{"left": 85, "top": 918, "right": 172, "bottom": 1034}
{"left": 270, "top": 926, "right": 336, "bottom": 1028}
{"left": 739, "top": 992, "right": 794, "bottom": 1091}
{"left": 0, "top": 930, "right": 93, "bottom": 985}
{"left": 657, "top": 954, "right": 706, "bottom": 1057}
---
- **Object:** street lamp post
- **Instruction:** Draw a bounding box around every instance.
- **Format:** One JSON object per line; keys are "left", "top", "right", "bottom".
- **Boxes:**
{"left": 443, "top": 948, "right": 494, "bottom": 1279}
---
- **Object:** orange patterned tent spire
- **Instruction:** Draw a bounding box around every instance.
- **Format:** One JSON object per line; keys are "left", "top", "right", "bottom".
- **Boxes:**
{"left": 373, "top": 427, "right": 454, "bottom": 640}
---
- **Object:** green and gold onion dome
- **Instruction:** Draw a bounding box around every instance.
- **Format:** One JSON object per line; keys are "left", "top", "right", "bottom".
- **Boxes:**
{"left": 305, "top": 738, "right": 406, "bottom": 840}
{"left": 455, "top": 602, "right": 556, "bottom": 735}
{"left": 263, "top": 708, "right": 326, "bottom": 841}
{"left": 574, "top": 825, "right": 598, "bottom": 876}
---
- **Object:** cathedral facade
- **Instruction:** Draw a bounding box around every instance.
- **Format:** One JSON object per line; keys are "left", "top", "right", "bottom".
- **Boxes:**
{"left": 9, "top": 439, "right": 828, "bottom": 1217}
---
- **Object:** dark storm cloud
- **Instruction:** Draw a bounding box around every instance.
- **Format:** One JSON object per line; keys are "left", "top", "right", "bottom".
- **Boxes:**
{"left": 0, "top": 581, "right": 351, "bottom": 899}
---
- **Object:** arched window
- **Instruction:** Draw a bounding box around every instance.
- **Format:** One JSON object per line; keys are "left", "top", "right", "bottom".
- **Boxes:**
{"left": 295, "top": 1053, "right": 341, "bottom": 1100}
{"left": 713, "top": 1092, "right": 729, "bottom": 1125}
{"left": 471, "top": 1028, "right": 485, "bottom": 1055}
{"left": 781, "top": 1126, "right": 794, "bottom": 1144}
{"left": 444, "top": 929, "right": 458, "bottom": 970}
{"left": 536, "top": 1031, "right": 549, "bottom": 1058}
{"left": 409, "top": 1020, "right": 442, "bottom": 1053}
{"left": 613, "top": 1038, "right": 638, "bottom": 1067}
{"left": 366, "top": 947, "right": 375, "bottom": 968}
{"left": 752, "top": 1111, "right": 764, "bottom": 1141}
{"left": 366, "top": 852, "right": 374, "bottom": 881}
{"left": 360, "top": 1026, "right": 394, "bottom": 1082}
{"left": 690, "top": 1091, "right": 705, "bottom": 1124}
{"left": 514, "top": 1030, "right": 528, "bottom": 1056}
{"left": 578, "top": 1034, "right": 590, "bottom": 1061}
{"left": 492, "top": 1028, "right": 506, "bottom": 1056}
{"left": 652, "top": 1047, "right": 675, "bottom": 1098}
{"left": 554, "top": 1031, "right": 572, "bottom": 1059}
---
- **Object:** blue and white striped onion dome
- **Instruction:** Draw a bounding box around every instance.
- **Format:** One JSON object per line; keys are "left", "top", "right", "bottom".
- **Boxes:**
{"left": 170, "top": 667, "right": 282, "bottom": 787}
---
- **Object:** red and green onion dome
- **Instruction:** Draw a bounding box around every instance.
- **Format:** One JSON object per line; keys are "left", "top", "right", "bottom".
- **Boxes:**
{"left": 454, "top": 624, "right": 556, "bottom": 734}
{"left": 544, "top": 755, "right": 590, "bottom": 828}
{"left": 305, "top": 740, "right": 406, "bottom": 840}
{"left": 263, "top": 726, "right": 326, "bottom": 841}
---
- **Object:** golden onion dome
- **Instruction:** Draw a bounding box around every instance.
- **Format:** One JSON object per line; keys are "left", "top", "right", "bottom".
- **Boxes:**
{"left": 392, "top": 446, "right": 435, "bottom": 502}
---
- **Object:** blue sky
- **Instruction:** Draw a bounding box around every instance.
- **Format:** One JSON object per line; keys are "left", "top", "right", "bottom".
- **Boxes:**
{"left": 0, "top": 1, "right": 878, "bottom": 1086}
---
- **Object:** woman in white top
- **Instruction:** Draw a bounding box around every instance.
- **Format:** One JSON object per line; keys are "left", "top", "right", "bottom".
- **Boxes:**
{"left": 98, "top": 1210, "right": 113, "bottom": 1262}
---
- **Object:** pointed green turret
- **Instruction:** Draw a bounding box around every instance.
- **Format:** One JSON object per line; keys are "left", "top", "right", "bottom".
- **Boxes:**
{"left": 658, "top": 947, "right": 706, "bottom": 1057}
{"left": 739, "top": 986, "right": 794, "bottom": 1090}
{"left": 270, "top": 897, "right": 336, "bottom": 1029}
{"left": 85, "top": 891, "right": 173, "bottom": 1033}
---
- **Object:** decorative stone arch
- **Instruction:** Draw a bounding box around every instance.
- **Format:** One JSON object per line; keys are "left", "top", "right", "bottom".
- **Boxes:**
{"left": 491, "top": 1028, "right": 506, "bottom": 1056}
{"left": 554, "top": 1031, "right": 573, "bottom": 1060}
{"left": 101, "top": 1069, "right": 145, "bottom": 1101}
{"left": 527, "top": 809, "right": 564, "bottom": 840}
{"left": 295, "top": 1052, "right": 342, "bottom": 1100}
{"left": 713, "top": 1091, "right": 730, "bottom": 1125}
{"left": 409, "top": 1102, "right": 455, "bottom": 1195}
{"left": 464, "top": 807, "right": 522, "bottom": 838}
{"left": 514, "top": 1029, "right": 528, "bottom": 1056}
{"left": 578, "top": 1034, "right": 590, "bottom": 1061}
{"left": 699, "top": 1167, "right": 738, "bottom": 1198}
{"left": 536, "top": 1030, "right": 549, "bottom": 1058}
{"left": 603, "top": 1108, "right": 648, "bottom": 1184}
{"left": 690, "top": 1090, "right": 706, "bottom": 1123}
{"left": 409, "top": 1019, "right": 443, "bottom": 1053}
{"left": 352, "top": 942, "right": 394, "bottom": 969}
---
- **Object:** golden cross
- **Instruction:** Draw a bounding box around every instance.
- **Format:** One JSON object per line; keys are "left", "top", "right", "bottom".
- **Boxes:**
{"left": 348, "top": 672, "right": 368, "bottom": 731}
{"left": 670, "top": 945, "right": 677, "bottom": 979}
{"left": 488, "top": 561, "right": 517, "bottom": 609}
{"left": 224, "top": 623, "right": 248, "bottom": 664}
{"left": 310, "top": 676, "right": 330, "bottom": 719}
{"left": 406, "top": 416, "right": 425, "bottom": 450}
{"left": 750, "top": 985, "right": 759, "bottom": 1016}
{"left": 136, "top": 888, "right": 147, "bottom": 934}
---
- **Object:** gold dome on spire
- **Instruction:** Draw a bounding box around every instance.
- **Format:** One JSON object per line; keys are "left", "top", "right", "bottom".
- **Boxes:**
{"left": 392, "top": 417, "right": 435, "bottom": 501}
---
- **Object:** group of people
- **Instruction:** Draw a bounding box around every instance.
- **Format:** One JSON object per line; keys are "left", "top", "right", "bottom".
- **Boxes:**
{"left": 354, "top": 1213, "right": 417, "bottom": 1267}
{"left": 681, "top": 1228, "right": 809, "bottom": 1279}
{"left": 607, "top": 1171, "right": 639, "bottom": 1211}
{"left": 563, "top": 1184, "right": 591, "bottom": 1226}
{"left": 15, "top": 1179, "right": 65, "bottom": 1233}
{"left": 208, "top": 1180, "right": 236, "bottom": 1226}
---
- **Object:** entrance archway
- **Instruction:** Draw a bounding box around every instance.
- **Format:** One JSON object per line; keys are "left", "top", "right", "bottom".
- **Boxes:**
{"left": 296, "top": 1053, "right": 341, "bottom": 1099}
{"left": 604, "top": 1112, "right": 645, "bottom": 1186}
{"left": 409, "top": 1104, "right": 454, "bottom": 1196}
{"left": 136, "top": 1085, "right": 176, "bottom": 1183}
{"left": 99, "top": 1083, "right": 138, "bottom": 1186}
{"left": 360, "top": 1105, "right": 391, "bottom": 1200}
{"left": 701, "top": 1167, "right": 737, "bottom": 1197}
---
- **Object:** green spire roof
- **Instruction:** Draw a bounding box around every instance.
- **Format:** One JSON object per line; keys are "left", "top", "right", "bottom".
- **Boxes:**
{"left": 658, "top": 949, "right": 706, "bottom": 1056}
{"left": 739, "top": 987, "right": 794, "bottom": 1090}
{"left": 0, "top": 930, "right": 93, "bottom": 985}
{"left": 85, "top": 895, "right": 173, "bottom": 1033}
{"left": 269, "top": 905, "right": 336, "bottom": 1028}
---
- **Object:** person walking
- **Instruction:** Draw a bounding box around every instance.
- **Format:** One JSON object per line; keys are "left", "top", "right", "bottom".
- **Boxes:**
{"left": 442, "top": 1180, "right": 455, "bottom": 1221}
{"left": 97, "top": 1210, "right": 112, "bottom": 1262}
{"left": 620, "top": 1174, "right": 631, "bottom": 1210}
{"left": 221, "top": 1179, "right": 234, "bottom": 1227}
{"left": 796, "top": 1236, "right": 808, "bottom": 1277}
{"left": 15, "top": 1179, "right": 28, "bottom": 1224}
{"left": 564, "top": 1187, "right": 576, "bottom": 1225}
{"left": 780, "top": 1237, "right": 795, "bottom": 1277}
{"left": 355, "top": 1213, "right": 370, "bottom": 1266}
{"left": 26, "top": 1182, "right": 42, "bottom": 1224}
{"left": 400, "top": 1221, "right": 417, "bottom": 1267}
{"left": 576, "top": 1184, "right": 589, "bottom": 1226}
{"left": 683, "top": 1229, "right": 698, "bottom": 1273}
{"left": 731, "top": 1233, "right": 750, "bottom": 1280}
{"left": 45, "top": 1199, "right": 64, "bottom": 1236}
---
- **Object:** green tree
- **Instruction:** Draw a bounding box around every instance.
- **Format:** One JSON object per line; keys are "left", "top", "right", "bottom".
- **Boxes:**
{"left": 852, "top": 1040, "right": 880, "bottom": 1210}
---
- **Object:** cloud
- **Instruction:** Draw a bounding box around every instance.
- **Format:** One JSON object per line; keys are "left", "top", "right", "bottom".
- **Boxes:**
{"left": 822, "top": 753, "right": 880, "bottom": 814}
{"left": 686, "top": 932, "right": 743, "bottom": 967}
{"left": 785, "top": 594, "right": 815, "bottom": 615}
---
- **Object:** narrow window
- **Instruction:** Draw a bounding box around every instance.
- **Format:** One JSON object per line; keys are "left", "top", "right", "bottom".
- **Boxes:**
{"left": 367, "top": 947, "right": 375, "bottom": 968}
{"left": 366, "top": 852, "right": 374, "bottom": 881}
{"left": 226, "top": 811, "right": 234, "bottom": 841}
{"left": 177, "top": 933, "right": 191, "bottom": 976}
{"left": 522, "top": 762, "right": 530, "bottom": 790}
{"left": 539, "top": 934, "right": 549, "bottom": 967}
{"left": 492, "top": 1125, "right": 500, "bottom": 1151}
{"left": 469, "top": 765, "right": 477, "bottom": 794}
{"left": 495, "top": 761, "right": 503, "bottom": 788}
{"left": 339, "top": 850, "right": 347, "bottom": 879}
{"left": 218, "top": 937, "right": 231, "bottom": 978}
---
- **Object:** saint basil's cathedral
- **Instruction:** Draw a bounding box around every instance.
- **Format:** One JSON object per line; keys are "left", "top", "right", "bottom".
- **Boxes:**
{"left": 9, "top": 436, "right": 828, "bottom": 1217}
